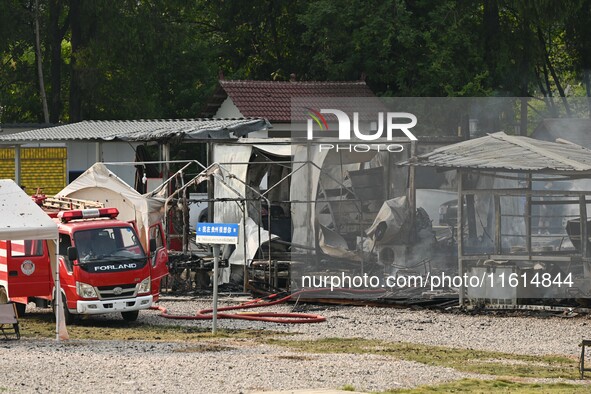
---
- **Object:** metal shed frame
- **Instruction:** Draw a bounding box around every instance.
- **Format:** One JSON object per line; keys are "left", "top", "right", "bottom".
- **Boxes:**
{"left": 409, "top": 132, "right": 591, "bottom": 305}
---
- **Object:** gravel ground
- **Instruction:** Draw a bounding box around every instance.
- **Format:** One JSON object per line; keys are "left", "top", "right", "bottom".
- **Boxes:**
{"left": 3, "top": 295, "right": 591, "bottom": 393}
{"left": 144, "top": 295, "right": 591, "bottom": 357}
{"left": 1, "top": 339, "right": 472, "bottom": 393}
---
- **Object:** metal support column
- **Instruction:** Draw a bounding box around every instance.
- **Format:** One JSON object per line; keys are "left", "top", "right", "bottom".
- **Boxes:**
{"left": 207, "top": 142, "right": 214, "bottom": 223}
{"left": 242, "top": 200, "right": 248, "bottom": 292}
{"left": 95, "top": 142, "right": 103, "bottom": 162}
{"left": 212, "top": 244, "right": 220, "bottom": 335}
{"left": 580, "top": 194, "right": 588, "bottom": 259}
{"left": 162, "top": 143, "right": 170, "bottom": 183}
{"left": 526, "top": 173, "right": 532, "bottom": 257}
{"left": 457, "top": 170, "right": 464, "bottom": 305}
{"left": 409, "top": 141, "right": 416, "bottom": 242}
{"left": 494, "top": 194, "right": 502, "bottom": 254}
{"left": 14, "top": 145, "right": 21, "bottom": 186}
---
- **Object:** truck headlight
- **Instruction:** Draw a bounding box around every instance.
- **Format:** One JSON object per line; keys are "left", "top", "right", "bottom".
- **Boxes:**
{"left": 76, "top": 281, "right": 97, "bottom": 299}
{"left": 138, "top": 277, "right": 151, "bottom": 294}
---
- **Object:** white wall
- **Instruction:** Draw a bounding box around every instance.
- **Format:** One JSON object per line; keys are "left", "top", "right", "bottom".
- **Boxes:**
{"left": 215, "top": 97, "right": 270, "bottom": 138}
{"left": 67, "top": 141, "right": 138, "bottom": 186}
{"left": 214, "top": 97, "right": 244, "bottom": 118}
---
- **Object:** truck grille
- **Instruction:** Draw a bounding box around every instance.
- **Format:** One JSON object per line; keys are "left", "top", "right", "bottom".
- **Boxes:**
{"left": 97, "top": 284, "right": 137, "bottom": 299}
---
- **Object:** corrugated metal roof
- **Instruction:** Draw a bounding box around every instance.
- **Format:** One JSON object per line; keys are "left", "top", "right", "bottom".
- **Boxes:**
{"left": 407, "top": 132, "right": 591, "bottom": 173}
{"left": 0, "top": 118, "right": 270, "bottom": 143}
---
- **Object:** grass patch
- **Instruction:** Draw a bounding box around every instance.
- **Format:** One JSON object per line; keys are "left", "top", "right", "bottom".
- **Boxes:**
{"left": 381, "top": 379, "right": 590, "bottom": 393}
{"left": 18, "top": 314, "right": 285, "bottom": 341}
{"left": 267, "top": 338, "right": 579, "bottom": 379}
{"left": 276, "top": 354, "right": 315, "bottom": 361}
{"left": 341, "top": 384, "right": 356, "bottom": 391}
{"left": 172, "top": 344, "right": 233, "bottom": 352}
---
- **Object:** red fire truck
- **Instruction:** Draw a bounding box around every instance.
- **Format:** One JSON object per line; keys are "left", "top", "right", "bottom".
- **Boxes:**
{"left": 0, "top": 198, "right": 168, "bottom": 323}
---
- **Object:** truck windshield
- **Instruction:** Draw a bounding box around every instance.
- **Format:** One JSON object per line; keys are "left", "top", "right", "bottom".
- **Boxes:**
{"left": 74, "top": 227, "right": 146, "bottom": 263}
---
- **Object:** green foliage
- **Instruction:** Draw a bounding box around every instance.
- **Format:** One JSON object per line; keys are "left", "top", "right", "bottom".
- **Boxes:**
{"left": 67, "top": 0, "right": 218, "bottom": 120}
{"left": 202, "top": 0, "right": 308, "bottom": 81}
{"left": 1, "top": 0, "right": 591, "bottom": 122}
{"left": 0, "top": 0, "right": 42, "bottom": 121}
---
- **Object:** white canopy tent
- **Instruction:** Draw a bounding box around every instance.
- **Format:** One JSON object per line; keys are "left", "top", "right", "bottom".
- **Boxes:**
{"left": 57, "top": 163, "right": 165, "bottom": 253}
{"left": 0, "top": 179, "right": 64, "bottom": 340}
{"left": 213, "top": 141, "right": 381, "bottom": 258}
{"left": 0, "top": 180, "right": 58, "bottom": 240}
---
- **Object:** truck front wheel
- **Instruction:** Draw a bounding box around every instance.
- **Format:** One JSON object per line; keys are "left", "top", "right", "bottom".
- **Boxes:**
{"left": 121, "top": 310, "right": 139, "bottom": 322}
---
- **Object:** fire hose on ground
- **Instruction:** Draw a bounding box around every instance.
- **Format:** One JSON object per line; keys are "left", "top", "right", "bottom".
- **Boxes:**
{"left": 150, "top": 288, "right": 389, "bottom": 324}
{"left": 151, "top": 289, "right": 326, "bottom": 324}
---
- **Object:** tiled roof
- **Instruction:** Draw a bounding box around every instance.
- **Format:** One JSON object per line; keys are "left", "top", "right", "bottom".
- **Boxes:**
{"left": 407, "top": 131, "right": 591, "bottom": 174}
{"left": 204, "top": 80, "right": 377, "bottom": 121}
{"left": 0, "top": 118, "right": 270, "bottom": 143}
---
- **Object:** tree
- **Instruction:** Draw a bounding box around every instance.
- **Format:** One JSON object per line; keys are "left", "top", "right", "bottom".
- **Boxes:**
{"left": 199, "top": 0, "right": 307, "bottom": 81}
{"left": 0, "top": 0, "right": 44, "bottom": 122}
{"left": 34, "top": 0, "right": 49, "bottom": 122}
{"left": 2, "top": 0, "right": 591, "bottom": 124}
{"left": 48, "top": 0, "right": 70, "bottom": 122}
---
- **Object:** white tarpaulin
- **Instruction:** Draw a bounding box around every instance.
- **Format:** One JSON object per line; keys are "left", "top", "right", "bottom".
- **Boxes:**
{"left": 291, "top": 145, "right": 329, "bottom": 249}
{"left": 56, "top": 163, "right": 164, "bottom": 251}
{"left": 318, "top": 224, "right": 362, "bottom": 262}
{"left": 243, "top": 217, "right": 279, "bottom": 261}
{"left": 366, "top": 196, "right": 411, "bottom": 245}
{"left": 213, "top": 142, "right": 383, "bottom": 260}
{"left": 213, "top": 143, "right": 294, "bottom": 282}
{"left": 291, "top": 145, "right": 381, "bottom": 250}
{"left": 0, "top": 179, "right": 66, "bottom": 340}
{"left": 0, "top": 179, "right": 58, "bottom": 240}
{"left": 213, "top": 145, "right": 252, "bottom": 282}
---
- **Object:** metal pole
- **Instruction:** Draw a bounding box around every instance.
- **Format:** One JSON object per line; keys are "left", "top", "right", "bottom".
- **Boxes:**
{"left": 54, "top": 239, "right": 60, "bottom": 340}
{"left": 162, "top": 143, "right": 170, "bottom": 184}
{"left": 207, "top": 145, "right": 214, "bottom": 259}
{"left": 212, "top": 243, "right": 220, "bottom": 335}
{"left": 457, "top": 170, "right": 464, "bottom": 306}
{"left": 95, "top": 142, "right": 102, "bottom": 162}
{"left": 580, "top": 194, "right": 588, "bottom": 259}
{"left": 14, "top": 145, "right": 21, "bottom": 187}
{"left": 409, "top": 141, "right": 416, "bottom": 238}
{"left": 526, "top": 173, "right": 532, "bottom": 257}
{"left": 307, "top": 143, "right": 313, "bottom": 255}
{"left": 267, "top": 199, "right": 272, "bottom": 287}
{"left": 494, "top": 194, "right": 501, "bottom": 254}
{"left": 242, "top": 201, "right": 248, "bottom": 292}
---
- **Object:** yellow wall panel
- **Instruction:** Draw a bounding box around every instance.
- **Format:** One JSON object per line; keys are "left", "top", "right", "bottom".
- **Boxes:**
{"left": 0, "top": 147, "right": 67, "bottom": 195}
{"left": 0, "top": 150, "right": 15, "bottom": 160}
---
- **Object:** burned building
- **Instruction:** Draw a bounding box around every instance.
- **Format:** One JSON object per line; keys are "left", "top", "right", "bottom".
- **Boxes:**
{"left": 410, "top": 131, "right": 591, "bottom": 306}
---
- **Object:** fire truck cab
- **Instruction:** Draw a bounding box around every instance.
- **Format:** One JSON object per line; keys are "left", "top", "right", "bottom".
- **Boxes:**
{"left": 0, "top": 204, "right": 168, "bottom": 323}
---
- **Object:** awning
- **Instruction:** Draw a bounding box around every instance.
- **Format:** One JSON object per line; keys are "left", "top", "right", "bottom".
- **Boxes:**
{"left": 0, "top": 118, "right": 271, "bottom": 144}
{"left": 0, "top": 179, "right": 57, "bottom": 240}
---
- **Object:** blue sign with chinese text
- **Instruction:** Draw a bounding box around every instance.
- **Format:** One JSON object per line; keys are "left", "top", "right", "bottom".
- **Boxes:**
{"left": 196, "top": 223, "right": 239, "bottom": 245}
